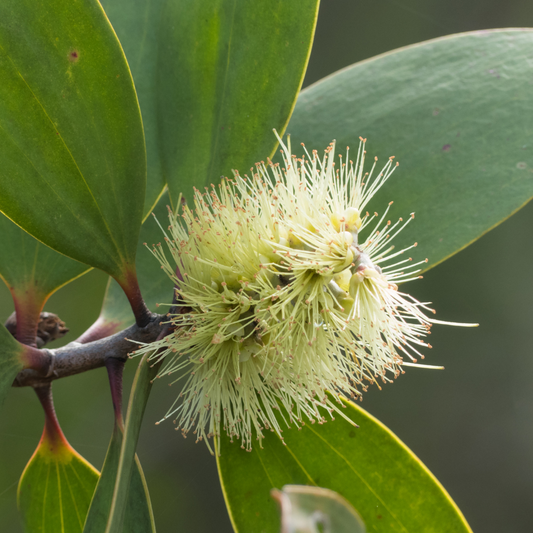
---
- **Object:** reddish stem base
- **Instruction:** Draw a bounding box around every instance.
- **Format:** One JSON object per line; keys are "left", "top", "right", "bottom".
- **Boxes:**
{"left": 34, "top": 383, "right": 69, "bottom": 454}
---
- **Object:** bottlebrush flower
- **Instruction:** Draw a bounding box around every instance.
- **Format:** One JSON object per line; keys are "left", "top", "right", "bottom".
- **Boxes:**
{"left": 132, "top": 132, "right": 473, "bottom": 453}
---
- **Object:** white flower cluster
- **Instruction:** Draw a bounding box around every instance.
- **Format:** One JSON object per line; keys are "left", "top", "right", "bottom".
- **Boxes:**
{"left": 133, "top": 133, "right": 464, "bottom": 452}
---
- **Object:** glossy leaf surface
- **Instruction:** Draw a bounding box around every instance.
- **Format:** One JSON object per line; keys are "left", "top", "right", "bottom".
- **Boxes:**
{"left": 83, "top": 425, "right": 155, "bottom": 533}
{"left": 18, "top": 421, "right": 99, "bottom": 532}
{"left": 99, "top": 0, "right": 166, "bottom": 216}
{"left": 157, "top": 0, "right": 320, "bottom": 205}
{"left": 217, "top": 398, "right": 471, "bottom": 533}
{"left": 0, "top": 0, "right": 145, "bottom": 280}
{"left": 0, "top": 323, "right": 25, "bottom": 409}
{"left": 287, "top": 29, "right": 533, "bottom": 271}
{"left": 273, "top": 485, "right": 366, "bottom": 533}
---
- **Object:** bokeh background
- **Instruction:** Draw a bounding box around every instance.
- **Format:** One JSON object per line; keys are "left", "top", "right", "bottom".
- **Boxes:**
{"left": 2, "top": 1, "right": 533, "bottom": 531}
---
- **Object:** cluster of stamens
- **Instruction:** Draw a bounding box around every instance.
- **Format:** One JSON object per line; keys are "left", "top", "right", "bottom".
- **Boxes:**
{"left": 132, "top": 134, "right": 456, "bottom": 452}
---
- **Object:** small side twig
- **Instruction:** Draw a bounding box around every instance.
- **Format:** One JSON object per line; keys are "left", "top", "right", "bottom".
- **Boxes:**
{"left": 5, "top": 311, "right": 69, "bottom": 348}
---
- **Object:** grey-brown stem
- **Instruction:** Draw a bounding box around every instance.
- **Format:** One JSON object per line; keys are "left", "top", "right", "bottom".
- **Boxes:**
{"left": 13, "top": 313, "right": 167, "bottom": 388}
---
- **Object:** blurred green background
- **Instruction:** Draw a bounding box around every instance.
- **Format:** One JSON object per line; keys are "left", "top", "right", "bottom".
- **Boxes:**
{"left": 1, "top": 1, "right": 533, "bottom": 532}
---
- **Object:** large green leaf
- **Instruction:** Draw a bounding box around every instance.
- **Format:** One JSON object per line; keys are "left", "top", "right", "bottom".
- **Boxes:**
{"left": 83, "top": 425, "right": 155, "bottom": 533}
{"left": 18, "top": 420, "right": 100, "bottom": 533}
{"left": 287, "top": 29, "right": 533, "bottom": 271}
{"left": 79, "top": 191, "right": 174, "bottom": 340}
{"left": 156, "top": 0, "right": 320, "bottom": 205}
{"left": 0, "top": 323, "right": 25, "bottom": 409}
{"left": 99, "top": 0, "right": 167, "bottom": 216}
{"left": 217, "top": 398, "right": 471, "bottom": 533}
{"left": 0, "top": 0, "right": 145, "bottom": 283}
{"left": 0, "top": 213, "right": 89, "bottom": 344}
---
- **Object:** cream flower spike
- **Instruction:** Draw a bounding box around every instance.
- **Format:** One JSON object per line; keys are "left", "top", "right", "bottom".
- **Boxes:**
{"left": 132, "top": 132, "right": 476, "bottom": 453}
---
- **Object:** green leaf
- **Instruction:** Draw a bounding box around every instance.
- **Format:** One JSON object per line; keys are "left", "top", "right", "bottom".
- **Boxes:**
{"left": 273, "top": 485, "right": 366, "bottom": 533}
{"left": 216, "top": 398, "right": 472, "bottom": 533}
{"left": 0, "top": 213, "right": 89, "bottom": 344}
{"left": 83, "top": 425, "right": 155, "bottom": 533}
{"left": 99, "top": 0, "right": 167, "bottom": 216}
{"left": 83, "top": 191, "right": 174, "bottom": 338}
{"left": 287, "top": 29, "right": 533, "bottom": 271}
{"left": 100, "top": 0, "right": 319, "bottom": 209}
{"left": 18, "top": 422, "right": 99, "bottom": 533}
{"left": 0, "top": 214, "right": 88, "bottom": 299}
{"left": 0, "top": 0, "right": 146, "bottom": 282}
{"left": 0, "top": 323, "right": 25, "bottom": 409}
{"left": 93, "top": 354, "right": 158, "bottom": 533}
{"left": 156, "top": 0, "right": 320, "bottom": 205}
